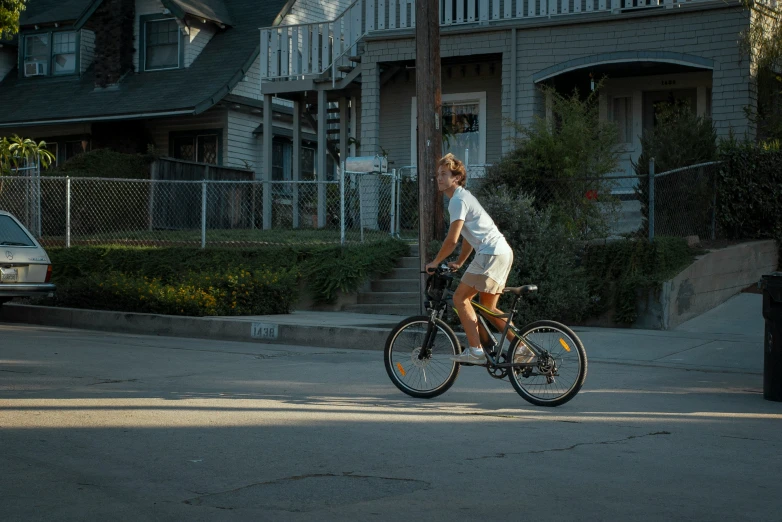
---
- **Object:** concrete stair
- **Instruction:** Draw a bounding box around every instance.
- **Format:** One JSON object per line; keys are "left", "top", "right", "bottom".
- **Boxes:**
{"left": 342, "top": 244, "right": 422, "bottom": 316}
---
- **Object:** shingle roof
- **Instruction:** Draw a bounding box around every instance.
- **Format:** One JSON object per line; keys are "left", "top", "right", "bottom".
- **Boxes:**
{"left": 19, "top": 0, "right": 94, "bottom": 26}
{"left": 0, "top": 0, "right": 288, "bottom": 126}
{"left": 166, "top": 0, "right": 233, "bottom": 26}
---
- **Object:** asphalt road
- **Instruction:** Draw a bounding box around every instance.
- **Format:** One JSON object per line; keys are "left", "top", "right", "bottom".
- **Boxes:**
{"left": 1, "top": 322, "right": 781, "bottom": 521}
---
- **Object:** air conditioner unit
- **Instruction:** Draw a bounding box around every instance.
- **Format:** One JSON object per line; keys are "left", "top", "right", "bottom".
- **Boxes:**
{"left": 24, "top": 61, "right": 47, "bottom": 77}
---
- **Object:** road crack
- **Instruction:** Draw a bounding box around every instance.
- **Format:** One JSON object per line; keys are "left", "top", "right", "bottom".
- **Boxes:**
{"left": 466, "top": 431, "right": 672, "bottom": 460}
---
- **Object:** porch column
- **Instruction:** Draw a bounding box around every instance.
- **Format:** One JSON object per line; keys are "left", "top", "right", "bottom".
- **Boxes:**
{"left": 696, "top": 86, "right": 708, "bottom": 118}
{"left": 263, "top": 94, "right": 273, "bottom": 230}
{"left": 317, "top": 88, "right": 327, "bottom": 228}
{"left": 292, "top": 99, "right": 301, "bottom": 229}
{"left": 350, "top": 96, "right": 358, "bottom": 156}
{"left": 360, "top": 61, "right": 380, "bottom": 156}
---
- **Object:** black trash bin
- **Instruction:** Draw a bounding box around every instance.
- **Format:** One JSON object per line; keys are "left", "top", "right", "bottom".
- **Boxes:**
{"left": 761, "top": 273, "right": 782, "bottom": 402}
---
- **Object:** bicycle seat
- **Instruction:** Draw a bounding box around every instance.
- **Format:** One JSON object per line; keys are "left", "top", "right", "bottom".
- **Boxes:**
{"left": 502, "top": 285, "right": 538, "bottom": 296}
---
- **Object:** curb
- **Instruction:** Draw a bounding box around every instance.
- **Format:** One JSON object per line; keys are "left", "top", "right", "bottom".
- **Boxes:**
{"left": 1, "top": 304, "right": 394, "bottom": 351}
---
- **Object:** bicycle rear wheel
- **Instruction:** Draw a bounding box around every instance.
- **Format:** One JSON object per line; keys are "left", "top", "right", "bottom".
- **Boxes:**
{"left": 384, "top": 316, "right": 461, "bottom": 399}
{"left": 508, "top": 320, "right": 587, "bottom": 407}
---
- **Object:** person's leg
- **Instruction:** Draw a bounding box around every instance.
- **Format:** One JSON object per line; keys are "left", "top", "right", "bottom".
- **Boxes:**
{"left": 477, "top": 292, "right": 516, "bottom": 343}
{"left": 453, "top": 282, "right": 480, "bottom": 348}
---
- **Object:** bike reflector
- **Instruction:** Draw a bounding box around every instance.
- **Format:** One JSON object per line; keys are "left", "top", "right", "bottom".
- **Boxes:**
{"left": 559, "top": 338, "right": 571, "bottom": 352}
{"left": 396, "top": 363, "right": 407, "bottom": 376}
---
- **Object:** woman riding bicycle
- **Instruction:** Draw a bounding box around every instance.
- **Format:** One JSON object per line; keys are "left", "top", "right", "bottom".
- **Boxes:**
{"left": 425, "top": 153, "right": 522, "bottom": 364}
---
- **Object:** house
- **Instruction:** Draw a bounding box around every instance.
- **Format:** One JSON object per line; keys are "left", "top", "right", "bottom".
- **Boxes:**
{"left": 0, "top": 0, "right": 324, "bottom": 181}
{"left": 259, "top": 0, "right": 757, "bottom": 193}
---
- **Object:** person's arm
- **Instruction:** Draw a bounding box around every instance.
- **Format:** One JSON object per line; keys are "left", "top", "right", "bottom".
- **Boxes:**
{"left": 448, "top": 239, "right": 473, "bottom": 271}
{"left": 425, "top": 220, "right": 464, "bottom": 272}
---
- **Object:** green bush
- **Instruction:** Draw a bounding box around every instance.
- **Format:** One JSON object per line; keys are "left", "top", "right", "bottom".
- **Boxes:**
{"left": 39, "top": 240, "right": 408, "bottom": 315}
{"left": 716, "top": 143, "right": 782, "bottom": 240}
{"left": 582, "top": 237, "right": 694, "bottom": 324}
{"left": 479, "top": 85, "right": 621, "bottom": 240}
{"left": 480, "top": 188, "right": 591, "bottom": 325}
{"left": 47, "top": 148, "right": 151, "bottom": 179}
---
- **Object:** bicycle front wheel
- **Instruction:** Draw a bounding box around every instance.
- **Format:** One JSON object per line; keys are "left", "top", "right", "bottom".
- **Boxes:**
{"left": 509, "top": 320, "right": 587, "bottom": 407}
{"left": 384, "top": 316, "right": 461, "bottom": 399}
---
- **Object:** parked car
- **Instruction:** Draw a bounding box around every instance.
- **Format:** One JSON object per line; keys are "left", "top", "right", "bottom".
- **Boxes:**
{"left": 0, "top": 210, "right": 55, "bottom": 306}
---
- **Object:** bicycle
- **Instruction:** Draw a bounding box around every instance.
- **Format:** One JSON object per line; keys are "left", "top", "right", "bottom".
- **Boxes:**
{"left": 383, "top": 264, "right": 587, "bottom": 406}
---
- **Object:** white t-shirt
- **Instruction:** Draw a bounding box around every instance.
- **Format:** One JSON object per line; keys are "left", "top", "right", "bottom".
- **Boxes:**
{"left": 448, "top": 186, "right": 511, "bottom": 255}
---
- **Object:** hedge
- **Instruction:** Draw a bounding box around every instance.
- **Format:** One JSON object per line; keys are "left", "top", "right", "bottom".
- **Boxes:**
{"left": 39, "top": 240, "right": 408, "bottom": 317}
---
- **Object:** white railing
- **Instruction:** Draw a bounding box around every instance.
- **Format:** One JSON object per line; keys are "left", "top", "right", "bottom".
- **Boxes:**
{"left": 261, "top": 0, "right": 713, "bottom": 81}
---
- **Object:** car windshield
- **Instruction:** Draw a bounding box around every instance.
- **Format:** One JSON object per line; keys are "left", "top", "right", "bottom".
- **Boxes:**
{"left": 0, "top": 215, "right": 36, "bottom": 247}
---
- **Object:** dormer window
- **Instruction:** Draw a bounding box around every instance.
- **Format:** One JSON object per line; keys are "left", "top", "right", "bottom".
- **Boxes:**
{"left": 23, "top": 31, "right": 78, "bottom": 77}
{"left": 142, "top": 16, "right": 182, "bottom": 71}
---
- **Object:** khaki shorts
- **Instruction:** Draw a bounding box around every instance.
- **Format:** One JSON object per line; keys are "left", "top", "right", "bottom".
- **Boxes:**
{"left": 460, "top": 251, "right": 514, "bottom": 295}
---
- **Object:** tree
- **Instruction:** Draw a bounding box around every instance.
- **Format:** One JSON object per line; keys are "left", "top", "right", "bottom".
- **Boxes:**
{"left": 0, "top": 135, "right": 56, "bottom": 174}
{"left": 740, "top": 1, "right": 782, "bottom": 139}
{"left": 0, "top": 0, "right": 28, "bottom": 40}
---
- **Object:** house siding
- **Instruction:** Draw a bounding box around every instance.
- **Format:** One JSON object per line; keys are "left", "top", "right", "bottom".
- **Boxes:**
{"left": 0, "top": 46, "right": 15, "bottom": 82}
{"left": 225, "top": 110, "right": 262, "bottom": 174}
{"left": 230, "top": 55, "right": 261, "bottom": 100}
{"left": 280, "top": 0, "right": 354, "bottom": 25}
{"left": 360, "top": 5, "right": 752, "bottom": 157}
{"left": 184, "top": 22, "right": 217, "bottom": 68}
{"left": 379, "top": 64, "right": 503, "bottom": 168}
{"left": 80, "top": 29, "right": 96, "bottom": 74}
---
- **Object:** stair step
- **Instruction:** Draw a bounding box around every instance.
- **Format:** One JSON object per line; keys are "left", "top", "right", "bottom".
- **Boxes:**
{"left": 337, "top": 65, "right": 354, "bottom": 73}
{"left": 358, "top": 291, "right": 420, "bottom": 305}
{"left": 326, "top": 118, "right": 341, "bottom": 125}
{"left": 327, "top": 107, "right": 340, "bottom": 114}
{"left": 408, "top": 243, "right": 420, "bottom": 257}
{"left": 327, "top": 128, "right": 341, "bottom": 134}
{"left": 342, "top": 304, "right": 420, "bottom": 316}
{"left": 371, "top": 279, "right": 419, "bottom": 292}
{"left": 349, "top": 55, "right": 362, "bottom": 63}
{"left": 398, "top": 256, "right": 420, "bottom": 269}
{"left": 386, "top": 267, "right": 418, "bottom": 279}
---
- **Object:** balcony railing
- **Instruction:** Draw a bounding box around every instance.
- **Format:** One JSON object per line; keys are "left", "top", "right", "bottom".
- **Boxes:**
{"left": 260, "top": 0, "right": 714, "bottom": 82}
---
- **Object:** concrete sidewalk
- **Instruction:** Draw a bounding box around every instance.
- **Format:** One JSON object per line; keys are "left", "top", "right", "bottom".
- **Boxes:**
{"left": 0, "top": 293, "right": 765, "bottom": 373}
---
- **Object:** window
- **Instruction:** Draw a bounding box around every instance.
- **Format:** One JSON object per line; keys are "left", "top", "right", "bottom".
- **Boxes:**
{"left": 144, "top": 18, "right": 181, "bottom": 71}
{"left": 23, "top": 31, "right": 78, "bottom": 77}
{"left": 411, "top": 92, "right": 487, "bottom": 166}
{"left": 611, "top": 96, "right": 633, "bottom": 144}
{"left": 301, "top": 147, "right": 315, "bottom": 181}
{"left": 170, "top": 130, "right": 221, "bottom": 164}
{"left": 64, "top": 140, "right": 89, "bottom": 161}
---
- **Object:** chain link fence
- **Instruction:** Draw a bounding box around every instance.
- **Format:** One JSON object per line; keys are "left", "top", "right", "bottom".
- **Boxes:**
{"left": 0, "top": 159, "right": 724, "bottom": 248}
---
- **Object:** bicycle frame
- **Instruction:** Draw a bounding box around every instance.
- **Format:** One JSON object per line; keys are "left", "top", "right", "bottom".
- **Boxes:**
{"left": 426, "top": 276, "right": 543, "bottom": 369}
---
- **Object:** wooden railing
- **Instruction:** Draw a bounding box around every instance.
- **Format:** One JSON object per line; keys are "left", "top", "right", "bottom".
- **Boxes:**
{"left": 260, "top": 0, "right": 715, "bottom": 82}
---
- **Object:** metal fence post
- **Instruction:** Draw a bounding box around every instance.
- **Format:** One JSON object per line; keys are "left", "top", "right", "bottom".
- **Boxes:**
{"left": 340, "top": 162, "right": 346, "bottom": 245}
{"left": 65, "top": 177, "right": 71, "bottom": 248}
{"left": 358, "top": 174, "right": 364, "bottom": 243}
{"left": 389, "top": 168, "right": 397, "bottom": 237}
{"left": 201, "top": 181, "right": 207, "bottom": 249}
{"left": 711, "top": 165, "right": 717, "bottom": 240}
{"left": 648, "top": 157, "right": 655, "bottom": 243}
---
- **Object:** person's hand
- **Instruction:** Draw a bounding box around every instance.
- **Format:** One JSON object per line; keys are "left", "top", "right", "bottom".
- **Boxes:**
{"left": 425, "top": 261, "right": 438, "bottom": 273}
{"left": 447, "top": 261, "right": 462, "bottom": 272}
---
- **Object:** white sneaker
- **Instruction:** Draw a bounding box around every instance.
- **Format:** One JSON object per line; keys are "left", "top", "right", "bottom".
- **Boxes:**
{"left": 451, "top": 347, "right": 486, "bottom": 364}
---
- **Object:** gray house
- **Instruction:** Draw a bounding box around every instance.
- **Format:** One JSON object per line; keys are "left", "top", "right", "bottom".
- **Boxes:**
{"left": 0, "top": 0, "right": 320, "bottom": 178}
{"left": 260, "top": 0, "right": 755, "bottom": 185}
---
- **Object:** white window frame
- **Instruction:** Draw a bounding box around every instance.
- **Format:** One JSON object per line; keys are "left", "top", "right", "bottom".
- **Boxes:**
{"left": 410, "top": 91, "right": 487, "bottom": 166}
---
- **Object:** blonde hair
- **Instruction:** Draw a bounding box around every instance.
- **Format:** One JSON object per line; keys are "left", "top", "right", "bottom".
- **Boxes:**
{"left": 437, "top": 153, "right": 467, "bottom": 187}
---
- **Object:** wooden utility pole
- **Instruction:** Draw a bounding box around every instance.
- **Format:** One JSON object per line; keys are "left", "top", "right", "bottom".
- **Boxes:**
{"left": 416, "top": 0, "right": 443, "bottom": 290}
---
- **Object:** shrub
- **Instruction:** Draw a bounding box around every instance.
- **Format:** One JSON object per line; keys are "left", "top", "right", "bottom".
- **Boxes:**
{"left": 479, "top": 85, "right": 621, "bottom": 240}
{"left": 717, "top": 142, "right": 782, "bottom": 240}
{"left": 38, "top": 241, "right": 408, "bottom": 315}
{"left": 48, "top": 148, "right": 151, "bottom": 179}
{"left": 582, "top": 237, "right": 694, "bottom": 324}
{"left": 480, "top": 188, "right": 591, "bottom": 325}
